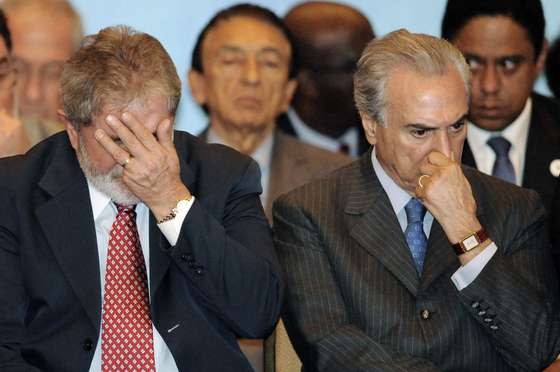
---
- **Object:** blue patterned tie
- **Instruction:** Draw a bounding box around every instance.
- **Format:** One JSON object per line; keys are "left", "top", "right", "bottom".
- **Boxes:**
{"left": 405, "top": 198, "right": 428, "bottom": 274}
{"left": 487, "top": 136, "right": 516, "bottom": 184}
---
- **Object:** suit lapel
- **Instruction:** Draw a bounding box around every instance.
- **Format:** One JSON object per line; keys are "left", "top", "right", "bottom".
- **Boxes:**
{"left": 35, "top": 137, "right": 102, "bottom": 331}
{"left": 461, "top": 140, "right": 477, "bottom": 168}
{"left": 419, "top": 221, "right": 457, "bottom": 291}
{"left": 346, "top": 152, "right": 420, "bottom": 296}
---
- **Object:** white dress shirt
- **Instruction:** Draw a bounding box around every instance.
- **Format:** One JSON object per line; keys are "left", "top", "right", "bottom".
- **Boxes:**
{"left": 87, "top": 181, "right": 194, "bottom": 372}
{"left": 207, "top": 128, "right": 273, "bottom": 205}
{"left": 466, "top": 98, "right": 532, "bottom": 186}
{"left": 371, "top": 149, "right": 497, "bottom": 290}
{"left": 287, "top": 107, "right": 360, "bottom": 157}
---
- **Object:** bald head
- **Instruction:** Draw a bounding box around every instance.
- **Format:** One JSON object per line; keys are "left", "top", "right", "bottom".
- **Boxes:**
{"left": 283, "top": 2, "right": 374, "bottom": 138}
{"left": 284, "top": 2, "right": 373, "bottom": 71}
{"left": 3, "top": 0, "right": 83, "bottom": 123}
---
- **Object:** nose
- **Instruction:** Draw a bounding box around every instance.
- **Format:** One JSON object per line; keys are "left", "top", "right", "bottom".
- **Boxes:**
{"left": 242, "top": 57, "right": 260, "bottom": 85}
{"left": 435, "top": 131, "right": 452, "bottom": 159}
{"left": 20, "top": 68, "right": 42, "bottom": 104}
{"left": 479, "top": 65, "right": 500, "bottom": 95}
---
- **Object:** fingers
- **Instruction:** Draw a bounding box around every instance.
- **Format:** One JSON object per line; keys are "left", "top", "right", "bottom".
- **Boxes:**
{"left": 427, "top": 151, "right": 453, "bottom": 166}
{"left": 120, "top": 112, "right": 160, "bottom": 150}
{"left": 95, "top": 129, "right": 132, "bottom": 166}
{"left": 156, "top": 118, "right": 174, "bottom": 149}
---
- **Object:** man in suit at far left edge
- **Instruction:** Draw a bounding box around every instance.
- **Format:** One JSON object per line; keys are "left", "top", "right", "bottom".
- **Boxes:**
{"left": 274, "top": 29, "right": 560, "bottom": 371}
{"left": 0, "top": 25, "right": 283, "bottom": 372}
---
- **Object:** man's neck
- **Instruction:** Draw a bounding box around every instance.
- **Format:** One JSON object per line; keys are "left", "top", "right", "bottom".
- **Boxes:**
{"left": 211, "top": 122, "right": 274, "bottom": 155}
{"left": 292, "top": 99, "right": 353, "bottom": 139}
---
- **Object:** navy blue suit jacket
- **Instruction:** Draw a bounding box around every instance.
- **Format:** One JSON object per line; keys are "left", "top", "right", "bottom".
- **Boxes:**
{"left": 0, "top": 131, "right": 283, "bottom": 371}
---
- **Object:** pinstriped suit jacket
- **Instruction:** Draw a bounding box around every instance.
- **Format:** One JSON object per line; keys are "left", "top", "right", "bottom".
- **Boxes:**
{"left": 273, "top": 150, "right": 560, "bottom": 372}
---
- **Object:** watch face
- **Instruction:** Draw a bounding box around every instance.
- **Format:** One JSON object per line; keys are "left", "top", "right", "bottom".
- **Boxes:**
{"left": 463, "top": 235, "right": 479, "bottom": 251}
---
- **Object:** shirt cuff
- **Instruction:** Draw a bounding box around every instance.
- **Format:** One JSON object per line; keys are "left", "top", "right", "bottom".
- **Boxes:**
{"left": 451, "top": 242, "right": 498, "bottom": 290}
{"left": 157, "top": 196, "right": 195, "bottom": 246}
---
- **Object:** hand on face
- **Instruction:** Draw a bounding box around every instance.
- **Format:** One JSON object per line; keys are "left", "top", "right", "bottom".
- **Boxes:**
{"left": 94, "top": 112, "right": 191, "bottom": 220}
{"left": 0, "top": 110, "right": 31, "bottom": 157}
{"left": 414, "top": 151, "right": 481, "bottom": 244}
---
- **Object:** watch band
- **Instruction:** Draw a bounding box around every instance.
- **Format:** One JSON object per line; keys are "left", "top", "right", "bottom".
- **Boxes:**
{"left": 156, "top": 195, "right": 193, "bottom": 225}
{"left": 452, "top": 228, "right": 488, "bottom": 256}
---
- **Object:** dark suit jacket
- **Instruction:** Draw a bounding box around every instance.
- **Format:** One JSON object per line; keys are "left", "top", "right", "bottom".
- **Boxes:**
{"left": 0, "top": 131, "right": 284, "bottom": 372}
{"left": 276, "top": 113, "right": 371, "bottom": 157}
{"left": 273, "top": 150, "right": 559, "bottom": 371}
{"left": 462, "top": 93, "right": 560, "bottom": 214}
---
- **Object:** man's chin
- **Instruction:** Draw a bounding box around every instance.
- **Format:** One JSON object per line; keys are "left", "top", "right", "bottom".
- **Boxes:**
{"left": 76, "top": 147, "right": 140, "bottom": 205}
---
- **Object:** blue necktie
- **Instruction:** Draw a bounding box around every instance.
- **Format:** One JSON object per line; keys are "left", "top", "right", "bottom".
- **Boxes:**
{"left": 487, "top": 136, "right": 516, "bottom": 184}
{"left": 405, "top": 198, "right": 428, "bottom": 274}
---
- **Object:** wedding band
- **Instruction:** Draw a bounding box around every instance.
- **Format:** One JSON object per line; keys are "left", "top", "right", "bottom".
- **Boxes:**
{"left": 418, "top": 174, "right": 429, "bottom": 188}
{"left": 123, "top": 156, "right": 131, "bottom": 166}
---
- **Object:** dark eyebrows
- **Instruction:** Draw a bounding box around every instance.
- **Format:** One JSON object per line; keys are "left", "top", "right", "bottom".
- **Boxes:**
{"left": 218, "top": 45, "right": 283, "bottom": 58}
{"left": 405, "top": 113, "right": 468, "bottom": 130}
{"left": 453, "top": 114, "right": 468, "bottom": 126}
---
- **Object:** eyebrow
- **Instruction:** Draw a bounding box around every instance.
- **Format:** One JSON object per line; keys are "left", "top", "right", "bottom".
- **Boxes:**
{"left": 405, "top": 114, "right": 468, "bottom": 130}
{"left": 464, "top": 53, "right": 526, "bottom": 62}
{"left": 218, "top": 45, "right": 283, "bottom": 58}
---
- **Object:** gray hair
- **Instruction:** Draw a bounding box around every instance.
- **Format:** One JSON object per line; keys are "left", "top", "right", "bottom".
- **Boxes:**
{"left": 354, "top": 28, "right": 470, "bottom": 126}
{"left": 60, "top": 25, "right": 181, "bottom": 129}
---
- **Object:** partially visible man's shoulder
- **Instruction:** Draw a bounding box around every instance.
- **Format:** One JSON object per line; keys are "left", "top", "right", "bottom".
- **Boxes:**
{"left": 274, "top": 156, "right": 360, "bottom": 209}
{"left": 532, "top": 93, "right": 560, "bottom": 131}
{"left": 173, "top": 130, "right": 261, "bottom": 193}
{"left": 278, "top": 131, "right": 353, "bottom": 169}
{"left": 463, "top": 165, "right": 543, "bottom": 214}
{"left": 533, "top": 92, "right": 560, "bottom": 115}
{"left": 174, "top": 130, "right": 255, "bottom": 170}
{"left": 0, "top": 131, "right": 69, "bottom": 186}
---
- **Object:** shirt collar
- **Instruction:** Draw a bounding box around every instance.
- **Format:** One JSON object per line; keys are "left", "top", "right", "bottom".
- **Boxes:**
{"left": 371, "top": 147, "right": 412, "bottom": 217}
{"left": 467, "top": 97, "right": 532, "bottom": 152}
{"left": 287, "top": 107, "right": 359, "bottom": 155}
{"left": 87, "top": 179, "right": 114, "bottom": 220}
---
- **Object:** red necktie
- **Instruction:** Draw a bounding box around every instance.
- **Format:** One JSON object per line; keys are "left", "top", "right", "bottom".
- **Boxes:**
{"left": 101, "top": 204, "right": 156, "bottom": 371}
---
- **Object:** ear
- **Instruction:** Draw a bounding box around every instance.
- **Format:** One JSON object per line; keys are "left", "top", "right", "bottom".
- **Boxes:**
{"left": 279, "top": 78, "right": 298, "bottom": 113}
{"left": 359, "top": 111, "right": 379, "bottom": 146}
{"left": 59, "top": 109, "right": 79, "bottom": 151}
{"left": 535, "top": 38, "right": 549, "bottom": 75}
{"left": 188, "top": 69, "right": 208, "bottom": 106}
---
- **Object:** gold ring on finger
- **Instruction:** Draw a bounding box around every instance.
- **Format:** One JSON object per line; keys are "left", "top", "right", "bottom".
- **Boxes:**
{"left": 418, "top": 174, "right": 429, "bottom": 188}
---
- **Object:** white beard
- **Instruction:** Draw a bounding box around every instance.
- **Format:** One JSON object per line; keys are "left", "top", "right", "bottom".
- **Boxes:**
{"left": 76, "top": 135, "right": 140, "bottom": 205}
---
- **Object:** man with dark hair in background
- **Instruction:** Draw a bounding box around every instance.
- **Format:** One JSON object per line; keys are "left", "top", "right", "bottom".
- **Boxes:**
{"left": 0, "top": 9, "right": 29, "bottom": 157}
{"left": 442, "top": 0, "right": 560, "bottom": 213}
{"left": 278, "top": 1, "right": 375, "bottom": 157}
{"left": 188, "top": 4, "right": 350, "bottom": 371}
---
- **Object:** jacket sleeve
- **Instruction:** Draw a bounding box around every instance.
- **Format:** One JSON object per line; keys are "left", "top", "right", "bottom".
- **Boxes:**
{"left": 0, "top": 186, "right": 42, "bottom": 372}
{"left": 457, "top": 189, "right": 560, "bottom": 371}
{"left": 165, "top": 160, "right": 284, "bottom": 338}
